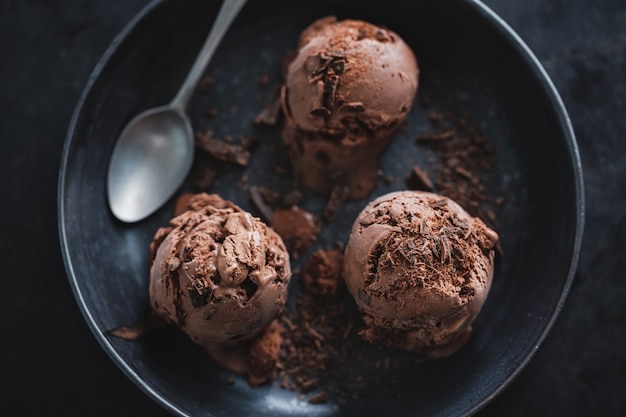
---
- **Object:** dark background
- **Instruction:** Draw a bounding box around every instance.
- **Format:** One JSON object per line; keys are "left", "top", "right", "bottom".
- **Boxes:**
{"left": 1, "top": 0, "right": 624, "bottom": 415}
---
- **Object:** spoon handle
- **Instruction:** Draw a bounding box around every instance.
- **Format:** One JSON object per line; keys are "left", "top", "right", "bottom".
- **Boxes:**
{"left": 170, "top": 0, "right": 247, "bottom": 110}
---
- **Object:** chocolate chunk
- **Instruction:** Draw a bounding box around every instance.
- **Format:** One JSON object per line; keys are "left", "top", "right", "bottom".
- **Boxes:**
{"left": 271, "top": 206, "right": 318, "bottom": 259}
{"left": 195, "top": 131, "right": 251, "bottom": 166}
{"left": 406, "top": 166, "right": 434, "bottom": 191}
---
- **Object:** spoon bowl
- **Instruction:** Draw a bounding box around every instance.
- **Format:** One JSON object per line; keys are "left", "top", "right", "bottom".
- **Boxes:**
{"left": 106, "top": 0, "right": 247, "bottom": 223}
{"left": 107, "top": 106, "right": 192, "bottom": 223}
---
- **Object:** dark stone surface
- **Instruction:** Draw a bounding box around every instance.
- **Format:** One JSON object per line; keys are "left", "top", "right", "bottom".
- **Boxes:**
{"left": 0, "top": 0, "right": 624, "bottom": 415}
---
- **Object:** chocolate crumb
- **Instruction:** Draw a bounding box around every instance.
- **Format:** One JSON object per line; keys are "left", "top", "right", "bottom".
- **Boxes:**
{"left": 258, "top": 73, "right": 270, "bottom": 87}
{"left": 300, "top": 249, "right": 345, "bottom": 298}
{"left": 106, "top": 314, "right": 166, "bottom": 341}
{"left": 205, "top": 107, "right": 218, "bottom": 118}
{"left": 197, "top": 74, "right": 214, "bottom": 93}
{"left": 274, "top": 248, "right": 355, "bottom": 397}
{"left": 281, "top": 189, "right": 303, "bottom": 207}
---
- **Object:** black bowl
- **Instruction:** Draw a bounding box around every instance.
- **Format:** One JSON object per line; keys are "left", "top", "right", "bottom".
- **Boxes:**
{"left": 58, "top": 0, "right": 584, "bottom": 416}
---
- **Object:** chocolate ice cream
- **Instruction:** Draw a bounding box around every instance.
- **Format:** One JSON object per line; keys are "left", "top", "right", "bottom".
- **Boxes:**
{"left": 343, "top": 191, "right": 498, "bottom": 358}
{"left": 281, "top": 16, "right": 419, "bottom": 199}
{"left": 149, "top": 193, "right": 291, "bottom": 350}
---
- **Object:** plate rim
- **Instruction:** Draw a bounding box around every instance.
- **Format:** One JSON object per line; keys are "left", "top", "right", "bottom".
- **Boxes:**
{"left": 57, "top": 0, "right": 585, "bottom": 416}
{"left": 462, "top": 0, "right": 585, "bottom": 414}
{"left": 57, "top": 1, "right": 187, "bottom": 416}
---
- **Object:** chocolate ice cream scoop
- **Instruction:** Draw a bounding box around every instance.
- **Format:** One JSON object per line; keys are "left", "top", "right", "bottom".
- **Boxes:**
{"left": 149, "top": 193, "right": 291, "bottom": 349}
{"left": 281, "top": 16, "right": 419, "bottom": 199}
{"left": 344, "top": 191, "right": 498, "bottom": 358}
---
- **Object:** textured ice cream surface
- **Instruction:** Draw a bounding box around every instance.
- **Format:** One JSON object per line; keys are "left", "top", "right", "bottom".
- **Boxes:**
{"left": 149, "top": 193, "right": 291, "bottom": 349}
{"left": 281, "top": 16, "right": 419, "bottom": 199}
{"left": 343, "top": 191, "right": 498, "bottom": 358}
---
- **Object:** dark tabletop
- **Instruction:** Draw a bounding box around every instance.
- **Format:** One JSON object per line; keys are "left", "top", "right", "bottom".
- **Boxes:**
{"left": 1, "top": 0, "right": 624, "bottom": 415}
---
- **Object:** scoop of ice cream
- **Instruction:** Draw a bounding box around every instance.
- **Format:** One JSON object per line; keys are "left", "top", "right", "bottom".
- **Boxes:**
{"left": 343, "top": 191, "right": 498, "bottom": 358}
{"left": 149, "top": 193, "right": 291, "bottom": 348}
{"left": 281, "top": 16, "right": 419, "bottom": 199}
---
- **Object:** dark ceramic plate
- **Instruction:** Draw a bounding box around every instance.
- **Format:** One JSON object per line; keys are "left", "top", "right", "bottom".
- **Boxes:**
{"left": 58, "top": 0, "right": 584, "bottom": 416}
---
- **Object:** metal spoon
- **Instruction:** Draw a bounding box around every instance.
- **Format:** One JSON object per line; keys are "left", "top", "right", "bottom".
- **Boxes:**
{"left": 107, "top": 0, "right": 247, "bottom": 223}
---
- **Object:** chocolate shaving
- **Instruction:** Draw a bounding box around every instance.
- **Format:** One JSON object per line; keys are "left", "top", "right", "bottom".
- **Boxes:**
{"left": 415, "top": 109, "right": 502, "bottom": 230}
{"left": 406, "top": 166, "right": 434, "bottom": 191}
{"left": 454, "top": 166, "right": 475, "bottom": 182}
{"left": 307, "top": 391, "right": 328, "bottom": 404}
{"left": 341, "top": 102, "right": 365, "bottom": 113}
{"left": 323, "top": 74, "right": 339, "bottom": 109}
{"left": 417, "top": 129, "right": 456, "bottom": 143}
{"left": 323, "top": 183, "right": 349, "bottom": 222}
{"left": 313, "top": 80, "right": 325, "bottom": 109}
{"left": 254, "top": 87, "right": 282, "bottom": 126}
{"left": 307, "top": 52, "right": 349, "bottom": 114}
{"left": 276, "top": 249, "right": 351, "bottom": 398}
{"left": 330, "top": 58, "right": 346, "bottom": 74}
{"left": 248, "top": 186, "right": 274, "bottom": 223}
{"left": 195, "top": 131, "right": 251, "bottom": 167}
{"left": 308, "top": 54, "right": 331, "bottom": 83}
